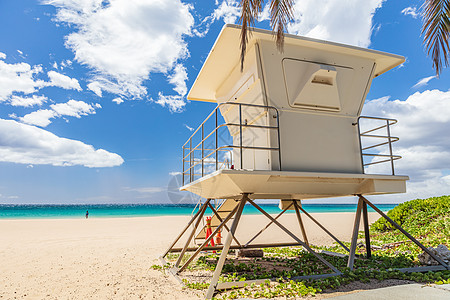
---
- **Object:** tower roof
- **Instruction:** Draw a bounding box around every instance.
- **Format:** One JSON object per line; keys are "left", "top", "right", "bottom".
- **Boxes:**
{"left": 187, "top": 24, "right": 404, "bottom": 103}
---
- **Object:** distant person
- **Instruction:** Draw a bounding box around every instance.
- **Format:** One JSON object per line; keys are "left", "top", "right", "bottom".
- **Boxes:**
{"left": 85, "top": 210, "right": 89, "bottom": 219}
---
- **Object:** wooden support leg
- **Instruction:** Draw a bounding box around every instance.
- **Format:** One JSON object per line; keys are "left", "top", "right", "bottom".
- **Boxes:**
{"left": 205, "top": 194, "right": 248, "bottom": 300}
{"left": 293, "top": 200, "right": 309, "bottom": 246}
{"left": 359, "top": 195, "right": 450, "bottom": 269}
{"left": 362, "top": 201, "right": 371, "bottom": 259}
{"left": 175, "top": 199, "right": 210, "bottom": 267}
{"left": 347, "top": 197, "right": 363, "bottom": 270}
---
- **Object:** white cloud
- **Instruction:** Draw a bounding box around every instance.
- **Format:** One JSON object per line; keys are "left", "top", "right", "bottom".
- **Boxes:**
{"left": 51, "top": 99, "right": 95, "bottom": 118}
{"left": 213, "top": 0, "right": 240, "bottom": 24}
{"left": 0, "top": 118, "right": 123, "bottom": 167}
{"left": 0, "top": 52, "right": 6, "bottom": 59}
{"left": 45, "top": 0, "right": 194, "bottom": 99}
{"left": 20, "top": 109, "right": 57, "bottom": 127}
{"left": 362, "top": 89, "right": 450, "bottom": 200}
{"left": 124, "top": 186, "right": 164, "bottom": 194}
{"left": 87, "top": 81, "right": 103, "bottom": 97}
{"left": 112, "top": 97, "right": 123, "bottom": 104}
{"left": 20, "top": 100, "right": 98, "bottom": 127}
{"left": 47, "top": 70, "right": 82, "bottom": 90}
{"left": 169, "top": 64, "right": 188, "bottom": 96}
{"left": 154, "top": 92, "right": 186, "bottom": 113}
{"left": 288, "top": 0, "right": 385, "bottom": 47}
{"left": 412, "top": 75, "right": 436, "bottom": 88}
{"left": 154, "top": 64, "right": 189, "bottom": 111}
{"left": 401, "top": 6, "right": 419, "bottom": 18}
{"left": 169, "top": 171, "right": 182, "bottom": 176}
{"left": 61, "top": 59, "right": 72, "bottom": 69}
{"left": 259, "top": 3, "right": 271, "bottom": 21}
{"left": 0, "top": 59, "right": 45, "bottom": 101}
{"left": 9, "top": 95, "right": 48, "bottom": 107}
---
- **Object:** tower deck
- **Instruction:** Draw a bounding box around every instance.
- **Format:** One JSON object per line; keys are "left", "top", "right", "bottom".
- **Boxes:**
{"left": 181, "top": 169, "right": 408, "bottom": 200}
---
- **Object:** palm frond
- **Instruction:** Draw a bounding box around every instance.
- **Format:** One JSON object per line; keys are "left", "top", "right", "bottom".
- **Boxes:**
{"left": 269, "top": 0, "right": 294, "bottom": 51}
{"left": 422, "top": 0, "right": 450, "bottom": 76}
{"left": 239, "top": 0, "right": 263, "bottom": 71}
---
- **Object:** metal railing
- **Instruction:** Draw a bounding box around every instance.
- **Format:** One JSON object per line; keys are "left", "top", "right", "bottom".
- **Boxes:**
{"left": 358, "top": 116, "right": 402, "bottom": 175}
{"left": 182, "top": 102, "right": 281, "bottom": 185}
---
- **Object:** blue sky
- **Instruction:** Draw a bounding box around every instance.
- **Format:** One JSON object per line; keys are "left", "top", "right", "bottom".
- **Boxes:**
{"left": 0, "top": 0, "right": 449, "bottom": 204}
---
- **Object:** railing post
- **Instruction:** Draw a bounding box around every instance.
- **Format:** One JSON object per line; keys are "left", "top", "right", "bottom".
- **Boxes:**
{"left": 215, "top": 109, "right": 218, "bottom": 171}
{"left": 201, "top": 124, "right": 204, "bottom": 177}
{"left": 189, "top": 138, "right": 193, "bottom": 183}
{"left": 239, "top": 103, "right": 243, "bottom": 169}
{"left": 357, "top": 117, "right": 365, "bottom": 174}
{"left": 276, "top": 109, "right": 282, "bottom": 171}
{"left": 386, "top": 119, "right": 395, "bottom": 175}
{"left": 182, "top": 146, "right": 185, "bottom": 186}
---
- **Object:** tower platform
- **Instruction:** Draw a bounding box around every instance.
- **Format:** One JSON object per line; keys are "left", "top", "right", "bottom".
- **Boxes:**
{"left": 181, "top": 169, "right": 408, "bottom": 200}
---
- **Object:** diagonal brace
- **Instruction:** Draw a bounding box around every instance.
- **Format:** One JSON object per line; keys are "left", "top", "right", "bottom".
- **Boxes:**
{"left": 359, "top": 195, "right": 450, "bottom": 270}
{"left": 177, "top": 202, "right": 241, "bottom": 273}
{"left": 244, "top": 202, "right": 293, "bottom": 247}
{"left": 298, "top": 206, "right": 350, "bottom": 253}
{"left": 207, "top": 201, "right": 242, "bottom": 247}
{"left": 247, "top": 199, "right": 341, "bottom": 274}
{"left": 163, "top": 199, "right": 209, "bottom": 258}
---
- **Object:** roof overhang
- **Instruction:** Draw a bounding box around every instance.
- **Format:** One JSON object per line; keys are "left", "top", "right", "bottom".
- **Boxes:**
{"left": 187, "top": 24, "right": 405, "bottom": 103}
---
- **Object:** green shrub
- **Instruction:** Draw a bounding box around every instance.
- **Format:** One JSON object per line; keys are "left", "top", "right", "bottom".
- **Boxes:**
{"left": 371, "top": 195, "right": 450, "bottom": 231}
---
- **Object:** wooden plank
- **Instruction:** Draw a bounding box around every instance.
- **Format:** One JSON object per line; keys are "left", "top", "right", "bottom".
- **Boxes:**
{"left": 216, "top": 273, "right": 341, "bottom": 290}
{"left": 396, "top": 266, "right": 447, "bottom": 273}
{"left": 320, "top": 250, "right": 347, "bottom": 258}
{"left": 167, "top": 267, "right": 184, "bottom": 285}
{"left": 159, "top": 256, "right": 168, "bottom": 266}
{"left": 216, "top": 279, "right": 267, "bottom": 290}
{"left": 167, "top": 241, "right": 302, "bottom": 253}
{"left": 291, "top": 272, "right": 341, "bottom": 281}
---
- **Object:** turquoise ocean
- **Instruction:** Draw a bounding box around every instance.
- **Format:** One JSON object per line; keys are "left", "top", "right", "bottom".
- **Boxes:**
{"left": 0, "top": 203, "right": 397, "bottom": 219}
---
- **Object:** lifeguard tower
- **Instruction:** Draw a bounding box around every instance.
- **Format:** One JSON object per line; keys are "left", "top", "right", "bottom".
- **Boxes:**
{"left": 161, "top": 25, "right": 449, "bottom": 299}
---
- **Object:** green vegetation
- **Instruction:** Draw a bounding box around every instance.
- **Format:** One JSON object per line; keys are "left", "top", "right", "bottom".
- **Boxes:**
{"left": 162, "top": 196, "right": 450, "bottom": 299}
{"left": 370, "top": 195, "right": 450, "bottom": 255}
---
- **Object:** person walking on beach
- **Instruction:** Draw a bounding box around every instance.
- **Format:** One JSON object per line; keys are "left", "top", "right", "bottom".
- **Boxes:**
{"left": 85, "top": 210, "right": 89, "bottom": 219}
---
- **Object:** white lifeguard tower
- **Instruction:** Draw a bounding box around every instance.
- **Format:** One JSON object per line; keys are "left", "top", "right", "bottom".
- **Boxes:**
{"left": 161, "top": 25, "right": 449, "bottom": 299}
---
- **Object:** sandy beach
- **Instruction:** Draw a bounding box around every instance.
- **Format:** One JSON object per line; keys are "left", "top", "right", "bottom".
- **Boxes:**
{"left": 0, "top": 212, "right": 380, "bottom": 299}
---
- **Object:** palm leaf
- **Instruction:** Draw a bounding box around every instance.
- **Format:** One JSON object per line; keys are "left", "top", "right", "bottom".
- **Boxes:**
{"left": 239, "top": 0, "right": 263, "bottom": 71}
{"left": 239, "top": 0, "right": 294, "bottom": 71}
{"left": 422, "top": 0, "right": 450, "bottom": 76}
{"left": 269, "top": 0, "right": 294, "bottom": 51}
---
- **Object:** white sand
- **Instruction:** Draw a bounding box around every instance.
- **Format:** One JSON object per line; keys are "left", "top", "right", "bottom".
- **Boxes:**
{"left": 0, "top": 212, "right": 380, "bottom": 299}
